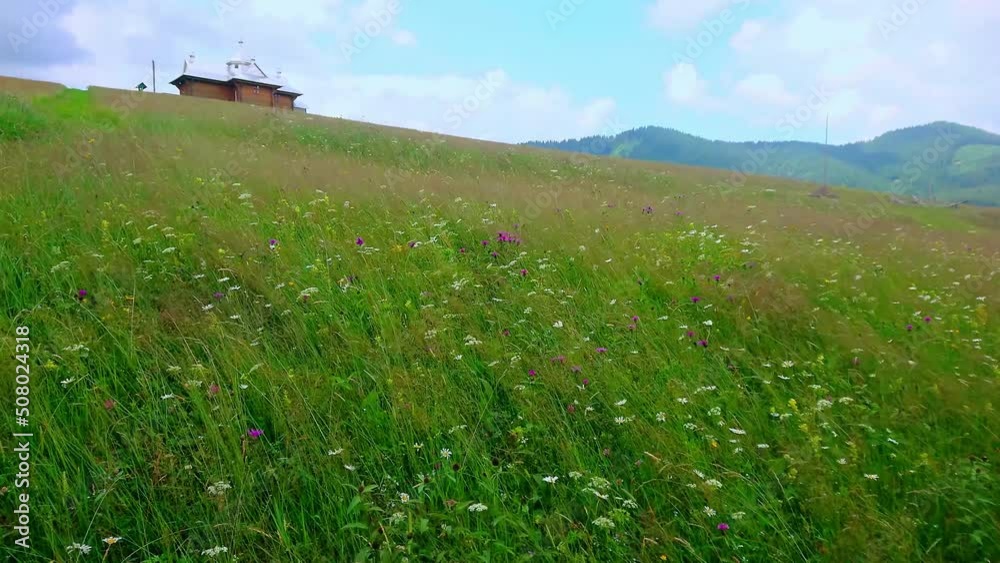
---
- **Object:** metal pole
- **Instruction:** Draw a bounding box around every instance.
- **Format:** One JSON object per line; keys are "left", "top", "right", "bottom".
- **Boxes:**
{"left": 152, "top": 60, "right": 156, "bottom": 93}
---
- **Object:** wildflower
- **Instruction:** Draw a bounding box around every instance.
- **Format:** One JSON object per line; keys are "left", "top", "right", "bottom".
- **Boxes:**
{"left": 355, "top": 237, "right": 364, "bottom": 246}
{"left": 595, "top": 347, "right": 607, "bottom": 354}
{"left": 468, "top": 503, "right": 488, "bottom": 512}
{"left": 703, "top": 506, "right": 717, "bottom": 517}
{"left": 729, "top": 428, "right": 746, "bottom": 435}
{"left": 440, "top": 448, "right": 452, "bottom": 459}
{"left": 923, "top": 316, "right": 932, "bottom": 323}
{"left": 103, "top": 537, "right": 121, "bottom": 545}
{"left": 77, "top": 289, "right": 88, "bottom": 300}
{"left": 691, "top": 296, "right": 701, "bottom": 304}
{"left": 906, "top": 324, "right": 913, "bottom": 332}
{"left": 520, "top": 268, "right": 528, "bottom": 277}
{"left": 581, "top": 377, "right": 590, "bottom": 386}
{"left": 104, "top": 398, "right": 115, "bottom": 410}
{"left": 208, "top": 383, "right": 220, "bottom": 396}
{"left": 66, "top": 543, "right": 93, "bottom": 554}
{"left": 592, "top": 516, "right": 615, "bottom": 529}
{"left": 247, "top": 428, "right": 264, "bottom": 439}
{"left": 207, "top": 481, "right": 232, "bottom": 496}
{"left": 717, "top": 522, "right": 730, "bottom": 532}
{"left": 543, "top": 475, "right": 559, "bottom": 484}
{"left": 697, "top": 339, "right": 709, "bottom": 348}
{"left": 656, "top": 412, "right": 667, "bottom": 422}
{"left": 566, "top": 404, "right": 576, "bottom": 413}
{"left": 202, "top": 546, "right": 229, "bottom": 558}
{"left": 268, "top": 238, "right": 278, "bottom": 249}
{"left": 865, "top": 473, "right": 879, "bottom": 480}
{"left": 553, "top": 320, "right": 564, "bottom": 328}
{"left": 528, "top": 369, "right": 537, "bottom": 378}
{"left": 399, "top": 492, "right": 410, "bottom": 503}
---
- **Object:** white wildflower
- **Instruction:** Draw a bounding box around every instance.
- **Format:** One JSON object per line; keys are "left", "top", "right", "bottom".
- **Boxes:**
{"left": 592, "top": 516, "right": 615, "bottom": 529}
{"left": 207, "top": 481, "right": 232, "bottom": 496}
{"left": 66, "top": 543, "right": 92, "bottom": 555}
{"left": 201, "top": 546, "right": 229, "bottom": 557}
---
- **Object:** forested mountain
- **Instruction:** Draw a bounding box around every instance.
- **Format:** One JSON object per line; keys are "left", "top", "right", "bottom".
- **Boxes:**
{"left": 528, "top": 122, "right": 1000, "bottom": 205}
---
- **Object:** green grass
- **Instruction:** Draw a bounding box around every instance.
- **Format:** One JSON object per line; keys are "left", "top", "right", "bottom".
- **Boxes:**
{"left": 1, "top": 82, "right": 999, "bottom": 562}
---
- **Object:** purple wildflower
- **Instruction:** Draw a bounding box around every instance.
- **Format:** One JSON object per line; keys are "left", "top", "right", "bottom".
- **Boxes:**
{"left": 691, "top": 296, "right": 701, "bottom": 304}
{"left": 247, "top": 428, "right": 264, "bottom": 439}
{"left": 595, "top": 347, "right": 607, "bottom": 354}
{"left": 268, "top": 238, "right": 278, "bottom": 249}
{"left": 77, "top": 289, "right": 88, "bottom": 300}
{"left": 717, "top": 522, "right": 730, "bottom": 532}
{"left": 355, "top": 237, "right": 364, "bottom": 246}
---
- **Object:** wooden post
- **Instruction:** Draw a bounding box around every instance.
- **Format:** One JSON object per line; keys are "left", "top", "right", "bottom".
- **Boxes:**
{"left": 152, "top": 60, "right": 156, "bottom": 93}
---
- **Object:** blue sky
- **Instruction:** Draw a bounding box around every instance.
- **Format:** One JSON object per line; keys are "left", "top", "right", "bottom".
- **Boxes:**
{"left": 2, "top": 0, "right": 998, "bottom": 144}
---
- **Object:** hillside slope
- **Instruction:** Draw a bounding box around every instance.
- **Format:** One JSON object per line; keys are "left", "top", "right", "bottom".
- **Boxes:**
{"left": 1, "top": 78, "right": 998, "bottom": 561}
{"left": 528, "top": 123, "right": 1000, "bottom": 206}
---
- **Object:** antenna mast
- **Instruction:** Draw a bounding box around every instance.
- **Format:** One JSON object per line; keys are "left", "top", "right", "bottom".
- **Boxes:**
{"left": 823, "top": 114, "right": 829, "bottom": 189}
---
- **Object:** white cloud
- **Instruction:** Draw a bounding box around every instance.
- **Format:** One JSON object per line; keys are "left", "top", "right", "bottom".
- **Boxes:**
{"left": 734, "top": 73, "right": 798, "bottom": 106}
{"left": 647, "top": 0, "right": 736, "bottom": 31}
{"left": 663, "top": 63, "right": 703, "bottom": 103}
{"left": 391, "top": 30, "right": 417, "bottom": 46}
{"left": 730, "top": 20, "right": 764, "bottom": 52}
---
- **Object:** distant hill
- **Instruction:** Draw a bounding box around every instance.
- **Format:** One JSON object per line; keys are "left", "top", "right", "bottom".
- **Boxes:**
{"left": 527, "top": 122, "right": 1000, "bottom": 206}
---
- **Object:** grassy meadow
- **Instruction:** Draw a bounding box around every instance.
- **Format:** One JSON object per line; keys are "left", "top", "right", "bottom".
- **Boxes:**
{"left": 0, "top": 78, "right": 998, "bottom": 561}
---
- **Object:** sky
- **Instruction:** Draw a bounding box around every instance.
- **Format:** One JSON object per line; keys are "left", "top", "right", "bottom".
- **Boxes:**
{"left": 2, "top": 0, "right": 998, "bottom": 145}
